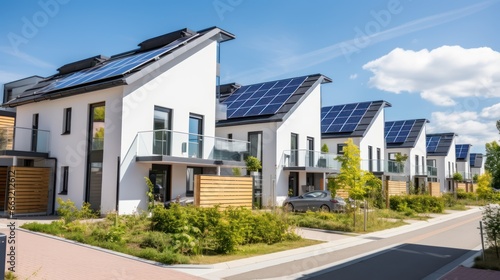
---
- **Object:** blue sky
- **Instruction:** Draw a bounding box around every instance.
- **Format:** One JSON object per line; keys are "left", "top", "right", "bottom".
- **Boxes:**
{"left": 1, "top": 0, "right": 499, "bottom": 153}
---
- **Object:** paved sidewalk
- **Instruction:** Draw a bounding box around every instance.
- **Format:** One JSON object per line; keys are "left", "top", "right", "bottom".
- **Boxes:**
{"left": 0, "top": 219, "right": 202, "bottom": 280}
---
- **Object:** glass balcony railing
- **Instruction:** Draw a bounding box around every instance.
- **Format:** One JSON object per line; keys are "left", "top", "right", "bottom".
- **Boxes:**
{"left": 459, "top": 171, "right": 472, "bottom": 180}
{"left": 0, "top": 126, "right": 50, "bottom": 153}
{"left": 361, "top": 159, "right": 405, "bottom": 174}
{"left": 282, "top": 150, "right": 341, "bottom": 169}
{"left": 136, "top": 129, "right": 248, "bottom": 162}
{"left": 427, "top": 166, "right": 438, "bottom": 177}
{"left": 412, "top": 164, "right": 427, "bottom": 176}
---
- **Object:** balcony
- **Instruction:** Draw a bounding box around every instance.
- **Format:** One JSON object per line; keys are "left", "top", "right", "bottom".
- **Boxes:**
{"left": 427, "top": 166, "right": 438, "bottom": 177}
{"left": 412, "top": 164, "right": 427, "bottom": 176}
{"left": 0, "top": 126, "right": 50, "bottom": 154}
{"left": 136, "top": 129, "right": 248, "bottom": 163}
{"left": 282, "top": 150, "right": 340, "bottom": 170}
{"left": 361, "top": 159, "right": 405, "bottom": 174}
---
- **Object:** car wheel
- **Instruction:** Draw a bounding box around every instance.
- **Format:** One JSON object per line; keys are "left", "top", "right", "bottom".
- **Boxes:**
{"left": 320, "top": 204, "right": 330, "bottom": 212}
{"left": 285, "top": 203, "right": 294, "bottom": 212}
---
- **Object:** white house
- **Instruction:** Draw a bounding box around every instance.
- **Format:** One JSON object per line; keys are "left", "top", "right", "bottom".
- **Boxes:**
{"left": 455, "top": 144, "right": 472, "bottom": 181}
{"left": 426, "top": 133, "right": 457, "bottom": 192}
{"left": 470, "top": 153, "right": 484, "bottom": 178}
{"left": 216, "top": 74, "right": 333, "bottom": 207}
{"left": 2, "top": 27, "right": 247, "bottom": 215}
{"left": 385, "top": 119, "right": 429, "bottom": 190}
{"left": 321, "top": 100, "right": 398, "bottom": 178}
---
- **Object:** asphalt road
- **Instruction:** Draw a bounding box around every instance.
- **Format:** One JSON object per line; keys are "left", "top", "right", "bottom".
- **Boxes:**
{"left": 225, "top": 211, "right": 482, "bottom": 280}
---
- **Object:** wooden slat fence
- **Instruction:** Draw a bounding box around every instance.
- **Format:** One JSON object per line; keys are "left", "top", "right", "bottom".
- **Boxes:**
{"left": 195, "top": 175, "right": 253, "bottom": 209}
{"left": 388, "top": 180, "right": 407, "bottom": 196}
{"left": 428, "top": 182, "right": 441, "bottom": 197}
{"left": 8, "top": 167, "right": 50, "bottom": 214}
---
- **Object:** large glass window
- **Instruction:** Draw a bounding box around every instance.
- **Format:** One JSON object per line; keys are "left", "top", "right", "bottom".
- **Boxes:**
{"left": 307, "top": 137, "right": 314, "bottom": 167}
{"left": 31, "top": 113, "right": 38, "bottom": 152}
{"left": 153, "top": 106, "right": 171, "bottom": 155}
{"left": 291, "top": 133, "right": 299, "bottom": 166}
{"left": 186, "top": 167, "right": 203, "bottom": 197}
{"left": 86, "top": 103, "right": 105, "bottom": 211}
{"left": 248, "top": 131, "right": 263, "bottom": 161}
{"left": 189, "top": 114, "right": 203, "bottom": 158}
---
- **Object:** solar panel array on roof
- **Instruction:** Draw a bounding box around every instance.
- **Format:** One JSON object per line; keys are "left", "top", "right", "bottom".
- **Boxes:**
{"left": 35, "top": 35, "right": 199, "bottom": 95}
{"left": 321, "top": 102, "right": 371, "bottom": 133}
{"left": 470, "top": 153, "right": 477, "bottom": 166}
{"left": 456, "top": 144, "right": 470, "bottom": 159}
{"left": 426, "top": 136, "right": 441, "bottom": 153}
{"left": 223, "top": 76, "right": 307, "bottom": 118}
{"left": 385, "top": 120, "right": 416, "bottom": 143}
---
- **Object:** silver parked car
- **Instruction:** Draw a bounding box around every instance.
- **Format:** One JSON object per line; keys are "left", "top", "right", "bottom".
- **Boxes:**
{"left": 283, "top": 190, "right": 347, "bottom": 213}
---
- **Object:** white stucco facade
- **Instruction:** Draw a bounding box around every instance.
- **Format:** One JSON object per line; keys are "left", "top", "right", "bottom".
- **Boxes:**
{"left": 427, "top": 136, "right": 456, "bottom": 193}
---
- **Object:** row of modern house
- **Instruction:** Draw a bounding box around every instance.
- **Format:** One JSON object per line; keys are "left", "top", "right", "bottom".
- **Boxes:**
{"left": 0, "top": 27, "right": 485, "bottom": 216}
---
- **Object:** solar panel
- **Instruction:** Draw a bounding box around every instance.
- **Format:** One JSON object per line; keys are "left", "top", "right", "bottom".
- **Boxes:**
{"left": 321, "top": 102, "right": 372, "bottom": 133}
{"left": 455, "top": 144, "right": 470, "bottom": 159}
{"left": 36, "top": 35, "right": 199, "bottom": 94}
{"left": 223, "top": 76, "right": 307, "bottom": 118}
{"left": 385, "top": 120, "right": 416, "bottom": 143}
{"left": 470, "top": 153, "right": 477, "bottom": 167}
{"left": 426, "top": 136, "right": 441, "bottom": 153}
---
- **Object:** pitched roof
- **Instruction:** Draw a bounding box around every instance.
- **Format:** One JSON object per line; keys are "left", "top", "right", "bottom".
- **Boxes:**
{"left": 455, "top": 144, "right": 471, "bottom": 161}
{"left": 216, "top": 74, "right": 332, "bottom": 127}
{"left": 321, "top": 100, "right": 392, "bottom": 139}
{"left": 3, "top": 27, "right": 234, "bottom": 108}
{"left": 426, "top": 133, "right": 456, "bottom": 156}
{"left": 385, "top": 119, "right": 429, "bottom": 148}
{"left": 470, "top": 153, "right": 483, "bottom": 168}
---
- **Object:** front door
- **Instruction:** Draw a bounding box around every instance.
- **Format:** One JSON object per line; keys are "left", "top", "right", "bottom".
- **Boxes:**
{"left": 149, "top": 165, "right": 171, "bottom": 202}
{"left": 288, "top": 172, "right": 299, "bottom": 197}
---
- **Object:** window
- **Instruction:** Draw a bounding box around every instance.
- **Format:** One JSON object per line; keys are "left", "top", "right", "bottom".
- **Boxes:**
{"left": 376, "top": 148, "right": 381, "bottom": 172}
{"left": 31, "top": 113, "right": 39, "bottom": 152}
{"left": 368, "top": 146, "right": 373, "bottom": 172}
{"left": 153, "top": 106, "right": 172, "bottom": 155}
{"left": 86, "top": 103, "right": 105, "bottom": 211}
{"left": 291, "top": 133, "right": 298, "bottom": 166}
{"left": 307, "top": 137, "right": 314, "bottom": 167}
{"left": 62, "top": 108, "right": 72, "bottom": 134}
{"left": 189, "top": 114, "right": 204, "bottom": 158}
{"left": 60, "top": 166, "right": 69, "bottom": 194}
{"left": 415, "top": 155, "right": 419, "bottom": 173}
{"left": 186, "top": 167, "right": 202, "bottom": 197}
{"left": 388, "top": 153, "right": 396, "bottom": 160}
{"left": 337, "top": 144, "right": 346, "bottom": 155}
{"left": 248, "top": 131, "right": 263, "bottom": 161}
{"left": 228, "top": 133, "right": 233, "bottom": 140}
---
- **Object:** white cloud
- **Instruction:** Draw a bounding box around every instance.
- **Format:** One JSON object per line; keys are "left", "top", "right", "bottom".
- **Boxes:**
{"left": 481, "top": 103, "right": 500, "bottom": 119}
{"left": 363, "top": 45, "right": 500, "bottom": 106}
{"left": 349, "top": 74, "right": 358, "bottom": 80}
{"left": 427, "top": 111, "right": 498, "bottom": 151}
{"left": 225, "top": 1, "right": 496, "bottom": 83}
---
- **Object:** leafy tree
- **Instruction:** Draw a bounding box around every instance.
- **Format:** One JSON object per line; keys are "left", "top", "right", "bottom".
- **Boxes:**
{"left": 452, "top": 172, "right": 463, "bottom": 182}
{"left": 482, "top": 204, "right": 500, "bottom": 258}
{"left": 485, "top": 141, "right": 500, "bottom": 189}
{"left": 477, "top": 172, "right": 493, "bottom": 199}
{"left": 330, "top": 138, "right": 382, "bottom": 201}
{"left": 394, "top": 153, "right": 408, "bottom": 173}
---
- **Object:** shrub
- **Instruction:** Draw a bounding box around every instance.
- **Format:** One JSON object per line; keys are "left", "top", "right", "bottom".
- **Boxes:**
{"left": 56, "top": 198, "right": 98, "bottom": 224}
{"left": 140, "top": 231, "right": 172, "bottom": 252}
{"left": 483, "top": 204, "right": 500, "bottom": 259}
{"left": 389, "top": 195, "right": 444, "bottom": 214}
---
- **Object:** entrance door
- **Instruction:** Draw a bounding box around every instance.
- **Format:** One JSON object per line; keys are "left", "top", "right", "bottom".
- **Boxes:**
{"left": 149, "top": 165, "right": 171, "bottom": 202}
{"left": 288, "top": 172, "right": 299, "bottom": 196}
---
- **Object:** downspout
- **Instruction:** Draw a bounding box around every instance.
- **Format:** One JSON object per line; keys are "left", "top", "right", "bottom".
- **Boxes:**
{"left": 116, "top": 156, "right": 120, "bottom": 213}
{"left": 47, "top": 157, "right": 57, "bottom": 215}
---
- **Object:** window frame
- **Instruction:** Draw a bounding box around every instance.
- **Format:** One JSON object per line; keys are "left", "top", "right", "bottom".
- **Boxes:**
{"left": 59, "top": 166, "right": 69, "bottom": 195}
{"left": 62, "top": 107, "right": 72, "bottom": 135}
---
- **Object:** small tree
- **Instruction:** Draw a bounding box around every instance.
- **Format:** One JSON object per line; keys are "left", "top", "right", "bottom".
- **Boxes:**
{"left": 332, "top": 138, "right": 382, "bottom": 201}
{"left": 321, "top": 144, "right": 329, "bottom": 153}
{"left": 232, "top": 167, "right": 242, "bottom": 176}
{"left": 452, "top": 172, "right": 463, "bottom": 182}
{"left": 245, "top": 156, "right": 262, "bottom": 172}
{"left": 483, "top": 204, "right": 500, "bottom": 259}
{"left": 477, "top": 172, "right": 493, "bottom": 200}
